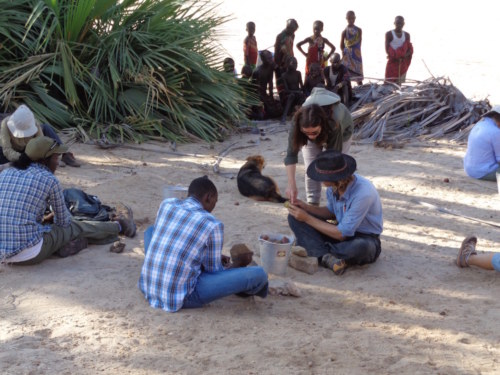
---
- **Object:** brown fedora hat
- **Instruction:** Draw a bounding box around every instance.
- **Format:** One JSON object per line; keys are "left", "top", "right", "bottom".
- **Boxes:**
{"left": 307, "top": 150, "right": 357, "bottom": 182}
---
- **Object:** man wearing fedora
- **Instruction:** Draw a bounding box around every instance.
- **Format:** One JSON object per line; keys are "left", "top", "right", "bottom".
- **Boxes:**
{"left": 0, "top": 136, "right": 136, "bottom": 265}
{"left": 286, "top": 150, "right": 383, "bottom": 275}
{"left": 0, "top": 104, "right": 81, "bottom": 168}
{"left": 463, "top": 105, "right": 500, "bottom": 181}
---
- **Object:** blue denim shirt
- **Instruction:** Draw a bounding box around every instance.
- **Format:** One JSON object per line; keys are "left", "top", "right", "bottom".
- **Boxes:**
{"left": 326, "top": 174, "right": 383, "bottom": 237}
{"left": 464, "top": 117, "right": 500, "bottom": 178}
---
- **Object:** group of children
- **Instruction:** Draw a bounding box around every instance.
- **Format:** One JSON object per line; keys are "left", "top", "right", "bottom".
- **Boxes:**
{"left": 232, "top": 11, "right": 413, "bottom": 123}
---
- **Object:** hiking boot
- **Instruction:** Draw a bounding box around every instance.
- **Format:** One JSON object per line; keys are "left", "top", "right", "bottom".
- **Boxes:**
{"left": 114, "top": 202, "right": 136, "bottom": 238}
{"left": 61, "top": 152, "right": 81, "bottom": 167}
{"left": 321, "top": 254, "right": 348, "bottom": 275}
{"left": 57, "top": 237, "right": 88, "bottom": 258}
{"left": 456, "top": 236, "right": 477, "bottom": 268}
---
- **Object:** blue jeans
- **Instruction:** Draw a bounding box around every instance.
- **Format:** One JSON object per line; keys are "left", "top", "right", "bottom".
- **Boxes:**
{"left": 288, "top": 215, "right": 381, "bottom": 265}
{"left": 183, "top": 267, "right": 268, "bottom": 308}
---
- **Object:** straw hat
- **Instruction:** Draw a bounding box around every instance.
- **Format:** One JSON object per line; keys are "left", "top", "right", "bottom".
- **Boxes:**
{"left": 303, "top": 87, "right": 340, "bottom": 107}
{"left": 482, "top": 105, "right": 500, "bottom": 118}
{"left": 6, "top": 105, "right": 37, "bottom": 138}
{"left": 307, "top": 150, "right": 357, "bottom": 182}
{"left": 25, "top": 136, "right": 68, "bottom": 161}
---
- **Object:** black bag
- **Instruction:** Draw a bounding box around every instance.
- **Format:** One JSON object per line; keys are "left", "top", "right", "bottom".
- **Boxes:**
{"left": 63, "top": 188, "right": 113, "bottom": 222}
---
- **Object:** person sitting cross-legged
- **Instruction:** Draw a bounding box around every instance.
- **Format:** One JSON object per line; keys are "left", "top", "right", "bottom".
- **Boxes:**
{"left": 0, "top": 136, "right": 136, "bottom": 265}
{"left": 286, "top": 150, "right": 383, "bottom": 275}
{"left": 139, "top": 176, "right": 268, "bottom": 312}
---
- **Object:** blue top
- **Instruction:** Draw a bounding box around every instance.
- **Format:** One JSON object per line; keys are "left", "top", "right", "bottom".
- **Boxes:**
{"left": 326, "top": 174, "right": 383, "bottom": 237}
{"left": 464, "top": 117, "right": 500, "bottom": 178}
{"left": 138, "top": 197, "right": 225, "bottom": 312}
{"left": 0, "top": 164, "right": 71, "bottom": 258}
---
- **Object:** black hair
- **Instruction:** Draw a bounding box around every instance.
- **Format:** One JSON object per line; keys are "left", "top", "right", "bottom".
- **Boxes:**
{"left": 11, "top": 152, "right": 34, "bottom": 170}
{"left": 241, "top": 65, "right": 253, "bottom": 78}
{"left": 188, "top": 175, "right": 217, "bottom": 200}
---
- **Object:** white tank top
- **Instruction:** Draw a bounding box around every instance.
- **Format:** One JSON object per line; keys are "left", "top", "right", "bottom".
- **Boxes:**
{"left": 390, "top": 30, "right": 405, "bottom": 50}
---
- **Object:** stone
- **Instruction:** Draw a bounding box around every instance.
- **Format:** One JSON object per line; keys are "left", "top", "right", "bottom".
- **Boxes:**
{"left": 288, "top": 254, "right": 318, "bottom": 274}
{"left": 291, "top": 246, "right": 307, "bottom": 257}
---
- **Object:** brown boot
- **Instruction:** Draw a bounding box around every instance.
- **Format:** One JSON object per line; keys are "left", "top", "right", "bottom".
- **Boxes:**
{"left": 114, "top": 203, "right": 136, "bottom": 238}
{"left": 61, "top": 152, "right": 81, "bottom": 167}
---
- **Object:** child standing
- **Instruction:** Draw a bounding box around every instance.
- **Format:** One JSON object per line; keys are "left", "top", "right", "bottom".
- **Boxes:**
{"left": 340, "top": 11, "right": 363, "bottom": 85}
{"left": 296, "top": 20, "right": 335, "bottom": 76}
{"left": 243, "top": 22, "right": 258, "bottom": 70}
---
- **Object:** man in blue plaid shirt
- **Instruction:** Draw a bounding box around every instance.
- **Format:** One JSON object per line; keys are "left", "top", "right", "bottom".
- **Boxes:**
{"left": 0, "top": 136, "right": 136, "bottom": 264}
{"left": 139, "top": 176, "right": 268, "bottom": 312}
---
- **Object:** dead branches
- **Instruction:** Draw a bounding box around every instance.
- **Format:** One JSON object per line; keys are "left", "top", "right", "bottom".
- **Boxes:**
{"left": 350, "top": 77, "right": 490, "bottom": 143}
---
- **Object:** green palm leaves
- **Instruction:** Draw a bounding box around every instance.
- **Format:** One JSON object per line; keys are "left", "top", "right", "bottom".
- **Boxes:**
{"left": 0, "top": 0, "right": 253, "bottom": 142}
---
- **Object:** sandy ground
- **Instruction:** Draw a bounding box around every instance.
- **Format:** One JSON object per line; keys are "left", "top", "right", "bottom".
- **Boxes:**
{"left": 1, "top": 124, "right": 499, "bottom": 375}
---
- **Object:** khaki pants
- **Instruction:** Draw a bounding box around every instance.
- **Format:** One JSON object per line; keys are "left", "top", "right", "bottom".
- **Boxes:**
{"left": 17, "top": 220, "right": 120, "bottom": 265}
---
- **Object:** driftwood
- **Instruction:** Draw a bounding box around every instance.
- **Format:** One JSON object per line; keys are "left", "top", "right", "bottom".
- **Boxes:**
{"left": 350, "top": 77, "right": 490, "bottom": 143}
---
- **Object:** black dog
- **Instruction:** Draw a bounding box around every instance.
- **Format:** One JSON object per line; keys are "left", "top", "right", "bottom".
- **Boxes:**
{"left": 237, "top": 155, "right": 287, "bottom": 203}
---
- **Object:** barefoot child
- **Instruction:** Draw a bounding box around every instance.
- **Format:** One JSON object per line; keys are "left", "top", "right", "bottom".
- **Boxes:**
{"left": 296, "top": 20, "right": 335, "bottom": 76}
{"left": 243, "top": 22, "right": 258, "bottom": 70}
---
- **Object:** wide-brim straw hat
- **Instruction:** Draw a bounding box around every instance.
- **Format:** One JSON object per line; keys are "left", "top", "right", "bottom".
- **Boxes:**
{"left": 482, "top": 105, "right": 500, "bottom": 118}
{"left": 6, "top": 104, "right": 37, "bottom": 138}
{"left": 307, "top": 150, "right": 357, "bottom": 182}
{"left": 25, "top": 136, "right": 68, "bottom": 161}
{"left": 303, "top": 87, "right": 340, "bottom": 107}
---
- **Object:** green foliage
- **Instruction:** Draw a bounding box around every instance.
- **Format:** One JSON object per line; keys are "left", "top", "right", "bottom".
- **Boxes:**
{"left": 0, "top": 0, "right": 257, "bottom": 143}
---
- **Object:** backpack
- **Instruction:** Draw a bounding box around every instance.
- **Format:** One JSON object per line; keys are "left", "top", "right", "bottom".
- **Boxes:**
{"left": 63, "top": 188, "right": 113, "bottom": 222}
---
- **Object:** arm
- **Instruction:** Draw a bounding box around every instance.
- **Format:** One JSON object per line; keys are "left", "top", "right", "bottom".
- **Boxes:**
{"left": 267, "top": 72, "right": 274, "bottom": 97}
{"left": 298, "top": 72, "right": 304, "bottom": 91}
{"left": 285, "top": 164, "right": 298, "bottom": 203}
{"left": 340, "top": 30, "right": 346, "bottom": 51}
{"left": 49, "top": 179, "right": 72, "bottom": 227}
{"left": 385, "top": 31, "right": 392, "bottom": 56}
{"left": 404, "top": 32, "right": 412, "bottom": 57}
{"left": 296, "top": 37, "right": 310, "bottom": 57}
{"left": 0, "top": 120, "right": 22, "bottom": 162}
{"left": 201, "top": 222, "right": 225, "bottom": 272}
{"left": 323, "top": 37, "right": 336, "bottom": 60}
{"left": 243, "top": 37, "right": 250, "bottom": 65}
{"left": 287, "top": 201, "right": 343, "bottom": 240}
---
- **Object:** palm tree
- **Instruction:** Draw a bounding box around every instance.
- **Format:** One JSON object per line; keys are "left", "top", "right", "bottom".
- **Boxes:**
{"left": 0, "top": 0, "right": 256, "bottom": 143}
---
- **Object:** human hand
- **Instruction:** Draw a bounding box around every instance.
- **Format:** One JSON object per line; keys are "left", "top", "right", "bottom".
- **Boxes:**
{"left": 42, "top": 212, "right": 54, "bottom": 224}
{"left": 287, "top": 202, "right": 309, "bottom": 222}
{"left": 221, "top": 254, "right": 231, "bottom": 267}
{"left": 286, "top": 185, "right": 298, "bottom": 205}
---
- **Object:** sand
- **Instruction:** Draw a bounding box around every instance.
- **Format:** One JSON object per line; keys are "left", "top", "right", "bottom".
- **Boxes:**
{"left": 1, "top": 125, "right": 499, "bottom": 374}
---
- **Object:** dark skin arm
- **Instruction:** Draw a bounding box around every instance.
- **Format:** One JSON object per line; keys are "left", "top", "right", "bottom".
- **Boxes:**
{"left": 296, "top": 37, "right": 312, "bottom": 57}
{"left": 322, "top": 37, "right": 336, "bottom": 60}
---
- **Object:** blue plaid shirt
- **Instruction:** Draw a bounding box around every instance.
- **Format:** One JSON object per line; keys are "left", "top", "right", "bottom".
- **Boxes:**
{"left": 139, "top": 197, "right": 224, "bottom": 312}
{"left": 0, "top": 164, "right": 71, "bottom": 258}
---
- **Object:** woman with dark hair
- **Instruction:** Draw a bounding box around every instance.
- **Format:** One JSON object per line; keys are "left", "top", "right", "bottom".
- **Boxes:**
{"left": 284, "top": 103, "right": 343, "bottom": 205}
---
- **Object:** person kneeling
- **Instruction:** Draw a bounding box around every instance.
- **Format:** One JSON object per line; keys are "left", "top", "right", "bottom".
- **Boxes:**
{"left": 286, "top": 150, "right": 383, "bottom": 275}
{"left": 139, "top": 176, "right": 268, "bottom": 313}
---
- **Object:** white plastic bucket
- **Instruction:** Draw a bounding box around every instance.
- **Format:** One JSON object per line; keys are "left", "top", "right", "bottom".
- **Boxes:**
{"left": 258, "top": 233, "right": 295, "bottom": 276}
{"left": 163, "top": 186, "right": 188, "bottom": 199}
{"left": 497, "top": 172, "right": 500, "bottom": 195}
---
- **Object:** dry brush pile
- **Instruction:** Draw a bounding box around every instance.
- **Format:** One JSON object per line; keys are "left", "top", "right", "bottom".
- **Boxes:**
{"left": 350, "top": 77, "right": 491, "bottom": 144}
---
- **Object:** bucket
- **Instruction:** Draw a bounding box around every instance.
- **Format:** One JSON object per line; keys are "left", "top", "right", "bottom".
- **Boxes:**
{"left": 163, "top": 186, "right": 188, "bottom": 199}
{"left": 258, "top": 233, "right": 295, "bottom": 276}
{"left": 497, "top": 172, "right": 500, "bottom": 195}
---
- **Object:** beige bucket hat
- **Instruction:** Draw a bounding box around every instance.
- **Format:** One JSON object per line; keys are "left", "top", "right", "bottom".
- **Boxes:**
{"left": 6, "top": 105, "right": 37, "bottom": 138}
{"left": 303, "top": 87, "right": 340, "bottom": 107}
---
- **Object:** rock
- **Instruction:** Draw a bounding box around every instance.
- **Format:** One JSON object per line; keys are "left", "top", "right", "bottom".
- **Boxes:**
{"left": 291, "top": 246, "right": 307, "bottom": 257}
{"left": 110, "top": 241, "right": 126, "bottom": 253}
{"left": 268, "top": 278, "right": 301, "bottom": 297}
{"left": 288, "top": 254, "right": 318, "bottom": 275}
